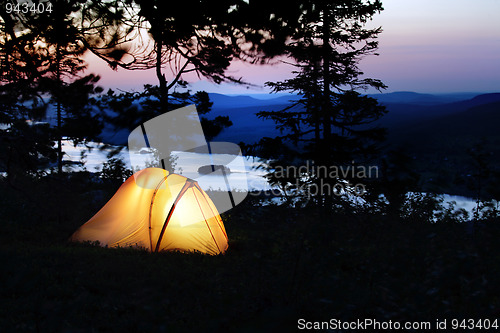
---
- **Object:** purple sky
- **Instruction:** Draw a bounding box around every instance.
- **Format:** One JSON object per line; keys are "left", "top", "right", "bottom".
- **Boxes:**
{"left": 85, "top": 0, "right": 500, "bottom": 95}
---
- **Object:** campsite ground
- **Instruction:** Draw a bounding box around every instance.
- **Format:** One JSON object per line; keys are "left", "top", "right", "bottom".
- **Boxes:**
{"left": 1, "top": 176, "right": 500, "bottom": 332}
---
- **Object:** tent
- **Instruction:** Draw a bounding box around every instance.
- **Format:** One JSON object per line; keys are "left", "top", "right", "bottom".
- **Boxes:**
{"left": 71, "top": 168, "right": 228, "bottom": 255}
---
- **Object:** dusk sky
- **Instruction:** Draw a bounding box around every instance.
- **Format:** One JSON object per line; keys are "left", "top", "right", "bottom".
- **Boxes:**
{"left": 85, "top": 0, "right": 500, "bottom": 95}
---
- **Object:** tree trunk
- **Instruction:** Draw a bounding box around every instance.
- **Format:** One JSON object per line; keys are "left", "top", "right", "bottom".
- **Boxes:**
{"left": 57, "top": 101, "right": 62, "bottom": 174}
{"left": 321, "top": 4, "right": 334, "bottom": 209}
{"left": 321, "top": 4, "right": 332, "bottom": 146}
{"left": 155, "top": 41, "right": 168, "bottom": 113}
{"left": 56, "top": 46, "right": 63, "bottom": 174}
{"left": 312, "top": 61, "right": 321, "bottom": 158}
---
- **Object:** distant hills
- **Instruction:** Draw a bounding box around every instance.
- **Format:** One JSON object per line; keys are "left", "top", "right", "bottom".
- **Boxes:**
{"left": 208, "top": 93, "right": 300, "bottom": 109}
{"left": 397, "top": 100, "right": 500, "bottom": 149}
{"left": 209, "top": 91, "right": 485, "bottom": 110}
{"left": 366, "top": 91, "right": 481, "bottom": 105}
{"left": 374, "top": 93, "right": 500, "bottom": 129}
{"left": 390, "top": 96, "right": 500, "bottom": 162}
{"left": 208, "top": 91, "right": 500, "bottom": 145}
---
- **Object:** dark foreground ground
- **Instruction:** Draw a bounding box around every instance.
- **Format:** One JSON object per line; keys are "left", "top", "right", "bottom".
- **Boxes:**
{"left": 1, "top": 176, "right": 500, "bottom": 332}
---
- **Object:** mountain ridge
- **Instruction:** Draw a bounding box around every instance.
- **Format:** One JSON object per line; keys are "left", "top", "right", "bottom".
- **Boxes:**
{"left": 209, "top": 92, "right": 500, "bottom": 144}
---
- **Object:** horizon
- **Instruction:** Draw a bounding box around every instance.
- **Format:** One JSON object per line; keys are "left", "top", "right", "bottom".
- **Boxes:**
{"left": 217, "top": 90, "right": 500, "bottom": 98}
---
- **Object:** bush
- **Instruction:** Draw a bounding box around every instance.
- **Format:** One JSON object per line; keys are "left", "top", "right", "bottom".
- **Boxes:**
{"left": 99, "top": 158, "right": 132, "bottom": 183}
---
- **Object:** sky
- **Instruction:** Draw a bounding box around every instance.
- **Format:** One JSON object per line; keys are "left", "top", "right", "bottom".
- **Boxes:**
{"left": 84, "top": 0, "right": 500, "bottom": 95}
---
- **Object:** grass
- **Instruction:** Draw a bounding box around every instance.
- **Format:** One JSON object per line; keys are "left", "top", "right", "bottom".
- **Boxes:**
{"left": 2, "top": 175, "right": 500, "bottom": 332}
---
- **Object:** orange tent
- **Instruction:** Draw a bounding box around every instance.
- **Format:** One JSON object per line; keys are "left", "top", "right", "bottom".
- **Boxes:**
{"left": 71, "top": 168, "right": 228, "bottom": 255}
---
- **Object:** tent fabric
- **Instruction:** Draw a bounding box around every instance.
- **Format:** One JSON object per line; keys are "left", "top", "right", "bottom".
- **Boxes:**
{"left": 71, "top": 168, "right": 228, "bottom": 255}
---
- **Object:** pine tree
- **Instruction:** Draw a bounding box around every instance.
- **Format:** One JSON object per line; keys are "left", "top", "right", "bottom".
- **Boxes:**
{"left": 1, "top": 1, "right": 56, "bottom": 180}
{"left": 0, "top": 0, "right": 104, "bottom": 175}
{"left": 256, "top": 0, "right": 387, "bottom": 206}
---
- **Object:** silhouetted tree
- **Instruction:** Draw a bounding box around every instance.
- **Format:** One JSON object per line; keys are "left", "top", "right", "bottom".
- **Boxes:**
{"left": 80, "top": 0, "right": 249, "bottom": 148}
{"left": 255, "top": 0, "right": 387, "bottom": 207}
{"left": 86, "top": 1, "right": 246, "bottom": 110}
{"left": 1, "top": 1, "right": 56, "bottom": 180}
{"left": 0, "top": 0, "right": 104, "bottom": 175}
{"left": 32, "top": 0, "right": 100, "bottom": 173}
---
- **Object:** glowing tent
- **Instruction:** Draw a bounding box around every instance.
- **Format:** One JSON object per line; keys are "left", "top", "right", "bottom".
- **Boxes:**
{"left": 71, "top": 168, "right": 228, "bottom": 255}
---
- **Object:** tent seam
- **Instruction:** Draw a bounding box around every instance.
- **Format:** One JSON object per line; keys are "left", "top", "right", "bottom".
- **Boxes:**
{"left": 198, "top": 185, "right": 228, "bottom": 241}
{"left": 193, "top": 187, "right": 221, "bottom": 254}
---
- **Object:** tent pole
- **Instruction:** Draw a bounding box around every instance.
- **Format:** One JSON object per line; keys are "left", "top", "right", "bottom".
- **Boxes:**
{"left": 140, "top": 124, "right": 151, "bottom": 149}
{"left": 154, "top": 180, "right": 195, "bottom": 252}
{"left": 148, "top": 177, "right": 168, "bottom": 251}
